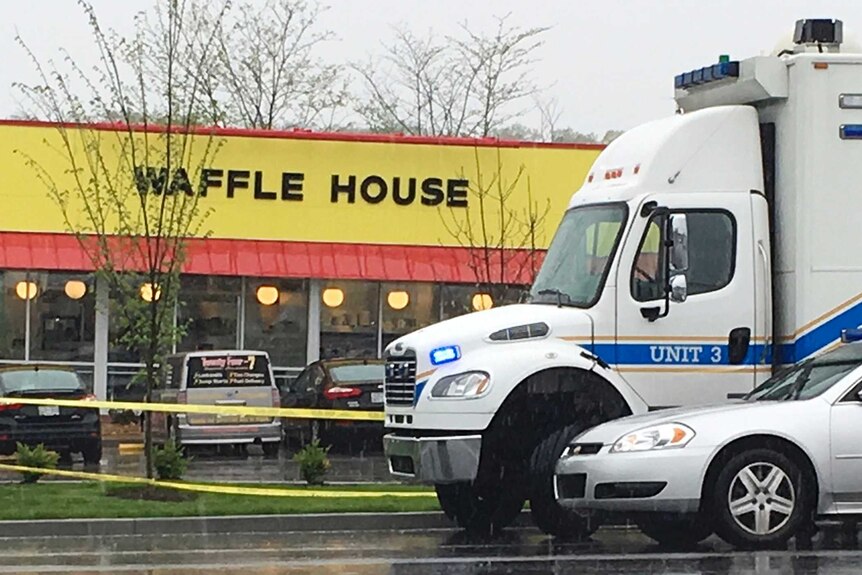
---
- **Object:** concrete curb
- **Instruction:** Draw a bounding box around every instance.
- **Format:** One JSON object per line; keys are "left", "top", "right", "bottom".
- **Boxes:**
{"left": 0, "top": 511, "right": 469, "bottom": 538}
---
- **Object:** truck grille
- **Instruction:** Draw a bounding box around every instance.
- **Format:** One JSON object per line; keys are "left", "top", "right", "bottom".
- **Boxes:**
{"left": 385, "top": 349, "right": 417, "bottom": 406}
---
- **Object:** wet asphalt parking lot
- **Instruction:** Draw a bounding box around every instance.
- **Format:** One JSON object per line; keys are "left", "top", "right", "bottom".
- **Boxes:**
{"left": 5, "top": 524, "right": 862, "bottom": 574}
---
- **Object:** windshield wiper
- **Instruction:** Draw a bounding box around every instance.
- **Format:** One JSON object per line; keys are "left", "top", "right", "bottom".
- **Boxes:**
{"left": 786, "top": 362, "right": 814, "bottom": 401}
{"left": 536, "top": 288, "right": 576, "bottom": 307}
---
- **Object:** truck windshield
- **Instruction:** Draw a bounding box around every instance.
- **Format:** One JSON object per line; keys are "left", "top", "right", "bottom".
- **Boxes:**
{"left": 530, "top": 204, "right": 628, "bottom": 307}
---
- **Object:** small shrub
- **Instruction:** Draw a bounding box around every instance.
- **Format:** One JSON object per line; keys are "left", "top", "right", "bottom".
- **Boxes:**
{"left": 293, "top": 439, "right": 331, "bottom": 485}
{"left": 15, "top": 443, "right": 60, "bottom": 484}
{"left": 153, "top": 440, "right": 188, "bottom": 480}
{"left": 108, "top": 409, "right": 139, "bottom": 426}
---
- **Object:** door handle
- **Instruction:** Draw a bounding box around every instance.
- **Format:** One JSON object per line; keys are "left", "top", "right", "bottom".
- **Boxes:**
{"left": 728, "top": 327, "right": 751, "bottom": 365}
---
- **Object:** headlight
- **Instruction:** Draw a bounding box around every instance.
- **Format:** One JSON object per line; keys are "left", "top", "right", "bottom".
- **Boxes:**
{"left": 610, "top": 423, "right": 695, "bottom": 453}
{"left": 430, "top": 371, "right": 490, "bottom": 398}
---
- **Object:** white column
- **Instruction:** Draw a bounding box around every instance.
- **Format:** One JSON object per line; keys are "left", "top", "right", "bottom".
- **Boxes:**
{"left": 93, "top": 276, "right": 109, "bottom": 401}
{"left": 306, "top": 280, "right": 321, "bottom": 364}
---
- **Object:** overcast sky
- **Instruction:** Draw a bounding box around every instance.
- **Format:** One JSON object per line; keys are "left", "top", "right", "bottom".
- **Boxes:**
{"left": 2, "top": 0, "right": 861, "bottom": 134}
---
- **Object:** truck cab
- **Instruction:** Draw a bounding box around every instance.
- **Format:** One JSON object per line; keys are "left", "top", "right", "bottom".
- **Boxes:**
{"left": 384, "top": 18, "right": 862, "bottom": 537}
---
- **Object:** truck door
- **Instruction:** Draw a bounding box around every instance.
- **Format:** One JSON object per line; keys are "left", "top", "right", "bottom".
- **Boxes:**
{"left": 613, "top": 192, "right": 769, "bottom": 407}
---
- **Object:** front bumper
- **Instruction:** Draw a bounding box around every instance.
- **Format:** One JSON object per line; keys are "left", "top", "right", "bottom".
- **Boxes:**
{"left": 554, "top": 445, "right": 714, "bottom": 514}
{"left": 177, "top": 421, "right": 282, "bottom": 445}
{"left": 383, "top": 433, "right": 482, "bottom": 483}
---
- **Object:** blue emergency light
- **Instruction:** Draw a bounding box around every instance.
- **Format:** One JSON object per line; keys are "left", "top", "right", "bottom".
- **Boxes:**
{"left": 841, "top": 328, "right": 862, "bottom": 343}
{"left": 430, "top": 345, "right": 461, "bottom": 366}
{"left": 839, "top": 125, "right": 862, "bottom": 139}
{"left": 675, "top": 60, "right": 740, "bottom": 90}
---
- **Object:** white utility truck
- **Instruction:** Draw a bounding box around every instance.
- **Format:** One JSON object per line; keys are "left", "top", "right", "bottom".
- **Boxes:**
{"left": 383, "top": 18, "right": 861, "bottom": 536}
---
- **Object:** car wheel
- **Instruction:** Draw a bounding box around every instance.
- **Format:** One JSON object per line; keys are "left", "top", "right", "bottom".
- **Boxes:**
{"left": 712, "top": 448, "right": 812, "bottom": 549}
{"left": 262, "top": 442, "right": 280, "bottom": 459}
{"left": 81, "top": 440, "right": 102, "bottom": 466}
{"left": 637, "top": 513, "right": 713, "bottom": 547}
{"left": 529, "top": 423, "right": 600, "bottom": 540}
{"left": 434, "top": 478, "right": 525, "bottom": 536}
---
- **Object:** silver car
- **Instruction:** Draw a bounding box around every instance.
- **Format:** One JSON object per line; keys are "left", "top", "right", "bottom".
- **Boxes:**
{"left": 555, "top": 341, "right": 862, "bottom": 549}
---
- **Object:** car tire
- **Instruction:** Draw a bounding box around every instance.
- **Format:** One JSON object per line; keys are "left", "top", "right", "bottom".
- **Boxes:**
{"left": 712, "top": 447, "right": 813, "bottom": 549}
{"left": 529, "top": 423, "right": 600, "bottom": 540}
{"left": 434, "top": 479, "right": 526, "bottom": 536}
{"left": 262, "top": 442, "right": 280, "bottom": 459}
{"left": 637, "top": 513, "right": 713, "bottom": 547}
{"left": 81, "top": 440, "right": 102, "bottom": 466}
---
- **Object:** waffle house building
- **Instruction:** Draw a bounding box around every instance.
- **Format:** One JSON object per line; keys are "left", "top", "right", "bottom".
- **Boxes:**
{"left": 0, "top": 121, "right": 601, "bottom": 398}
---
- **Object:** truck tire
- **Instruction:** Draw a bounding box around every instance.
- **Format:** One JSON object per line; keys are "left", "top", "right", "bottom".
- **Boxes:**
{"left": 529, "top": 423, "right": 599, "bottom": 539}
{"left": 434, "top": 478, "right": 525, "bottom": 535}
{"left": 636, "top": 513, "right": 713, "bottom": 547}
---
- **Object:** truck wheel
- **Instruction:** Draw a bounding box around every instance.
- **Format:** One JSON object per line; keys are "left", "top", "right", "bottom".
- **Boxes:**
{"left": 81, "top": 440, "right": 102, "bottom": 466}
{"left": 434, "top": 476, "right": 526, "bottom": 535}
{"left": 637, "top": 513, "right": 713, "bottom": 547}
{"left": 529, "top": 423, "right": 600, "bottom": 539}
{"left": 712, "top": 447, "right": 812, "bottom": 549}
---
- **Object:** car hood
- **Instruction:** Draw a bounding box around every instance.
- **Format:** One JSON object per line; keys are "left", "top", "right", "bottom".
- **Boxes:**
{"left": 574, "top": 401, "right": 767, "bottom": 444}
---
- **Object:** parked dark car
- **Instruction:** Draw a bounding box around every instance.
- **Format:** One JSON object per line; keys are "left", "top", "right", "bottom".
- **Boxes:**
{"left": 0, "top": 366, "right": 101, "bottom": 464}
{"left": 282, "top": 358, "right": 384, "bottom": 451}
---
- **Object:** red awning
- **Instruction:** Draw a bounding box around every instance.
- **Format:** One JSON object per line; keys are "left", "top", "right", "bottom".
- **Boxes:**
{"left": 0, "top": 232, "right": 542, "bottom": 284}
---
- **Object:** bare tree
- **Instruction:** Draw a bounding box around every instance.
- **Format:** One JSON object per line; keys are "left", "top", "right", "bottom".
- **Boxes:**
{"left": 440, "top": 149, "right": 551, "bottom": 305}
{"left": 355, "top": 14, "right": 548, "bottom": 137}
{"left": 15, "top": 0, "right": 226, "bottom": 478}
{"left": 162, "top": 0, "right": 349, "bottom": 130}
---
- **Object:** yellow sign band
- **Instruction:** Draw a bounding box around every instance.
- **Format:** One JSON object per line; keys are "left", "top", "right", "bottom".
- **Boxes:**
{"left": 0, "top": 463, "right": 433, "bottom": 498}
{"left": 0, "top": 397, "right": 384, "bottom": 421}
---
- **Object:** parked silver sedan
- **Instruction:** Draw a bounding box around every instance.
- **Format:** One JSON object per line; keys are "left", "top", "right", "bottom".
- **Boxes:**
{"left": 555, "top": 341, "right": 862, "bottom": 549}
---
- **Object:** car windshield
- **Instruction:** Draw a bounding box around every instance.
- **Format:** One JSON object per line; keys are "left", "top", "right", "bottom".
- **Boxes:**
{"left": 530, "top": 204, "right": 628, "bottom": 307}
{"left": 329, "top": 364, "right": 384, "bottom": 383}
{"left": 746, "top": 344, "right": 862, "bottom": 401}
{"left": 0, "top": 370, "right": 85, "bottom": 394}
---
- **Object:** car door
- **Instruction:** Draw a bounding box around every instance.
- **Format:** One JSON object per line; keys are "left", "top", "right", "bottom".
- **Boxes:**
{"left": 829, "top": 377, "right": 862, "bottom": 512}
{"left": 614, "top": 192, "right": 767, "bottom": 408}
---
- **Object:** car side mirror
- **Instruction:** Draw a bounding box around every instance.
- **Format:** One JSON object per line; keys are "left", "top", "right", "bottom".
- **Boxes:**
{"left": 669, "top": 213, "right": 689, "bottom": 273}
{"left": 670, "top": 274, "right": 688, "bottom": 303}
{"left": 856, "top": 388, "right": 862, "bottom": 403}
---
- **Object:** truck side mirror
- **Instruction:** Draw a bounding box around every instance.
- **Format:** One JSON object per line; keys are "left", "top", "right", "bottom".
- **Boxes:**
{"left": 670, "top": 274, "right": 688, "bottom": 303}
{"left": 669, "top": 213, "right": 689, "bottom": 273}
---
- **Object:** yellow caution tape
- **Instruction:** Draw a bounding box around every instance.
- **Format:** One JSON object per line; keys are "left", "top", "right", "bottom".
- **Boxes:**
{"left": 0, "top": 463, "right": 434, "bottom": 498}
{"left": 0, "top": 396, "right": 384, "bottom": 422}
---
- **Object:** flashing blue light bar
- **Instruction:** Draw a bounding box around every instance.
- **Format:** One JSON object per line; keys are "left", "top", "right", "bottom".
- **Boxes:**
{"left": 675, "top": 60, "right": 740, "bottom": 90}
{"left": 841, "top": 328, "right": 862, "bottom": 343}
{"left": 430, "top": 345, "right": 461, "bottom": 366}
{"left": 840, "top": 124, "right": 862, "bottom": 139}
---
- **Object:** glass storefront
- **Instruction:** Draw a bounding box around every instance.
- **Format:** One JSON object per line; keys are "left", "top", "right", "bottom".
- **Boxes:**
{"left": 245, "top": 279, "right": 308, "bottom": 367}
{"left": 381, "top": 282, "right": 439, "bottom": 350}
{"left": 319, "top": 281, "right": 379, "bottom": 360}
{"left": 0, "top": 271, "right": 28, "bottom": 360}
{"left": 29, "top": 272, "right": 96, "bottom": 362}
{"left": 0, "top": 271, "right": 519, "bottom": 377}
{"left": 178, "top": 276, "right": 241, "bottom": 352}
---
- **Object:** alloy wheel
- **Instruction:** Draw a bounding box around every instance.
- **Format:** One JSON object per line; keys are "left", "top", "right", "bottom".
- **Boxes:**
{"left": 727, "top": 461, "right": 795, "bottom": 536}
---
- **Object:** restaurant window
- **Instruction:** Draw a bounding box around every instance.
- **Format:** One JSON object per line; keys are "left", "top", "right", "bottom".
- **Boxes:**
{"left": 0, "top": 271, "right": 28, "bottom": 360}
{"left": 382, "top": 283, "right": 439, "bottom": 349}
{"left": 320, "top": 281, "right": 379, "bottom": 360}
{"left": 178, "top": 275, "right": 241, "bottom": 352}
{"left": 108, "top": 286, "right": 141, "bottom": 363}
{"left": 29, "top": 272, "right": 96, "bottom": 361}
{"left": 244, "top": 279, "right": 307, "bottom": 367}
